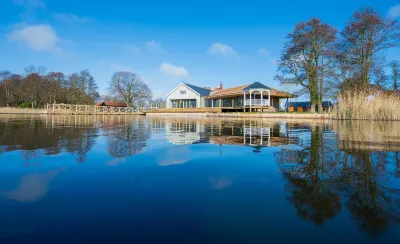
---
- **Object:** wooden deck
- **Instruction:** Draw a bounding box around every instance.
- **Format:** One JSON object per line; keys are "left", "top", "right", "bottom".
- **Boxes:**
{"left": 47, "top": 104, "right": 157, "bottom": 115}
{"left": 146, "top": 106, "right": 277, "bottom": 113}
{"left": 146, "top": 107, "right": 222, "bottom": 113}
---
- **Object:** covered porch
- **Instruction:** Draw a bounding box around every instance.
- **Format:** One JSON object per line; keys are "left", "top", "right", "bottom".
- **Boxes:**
{"left": 203, "top": 82, "right": 295, "bottom": 112}
{"left": 242, "top": 86, "right": 272, "bottom": 112}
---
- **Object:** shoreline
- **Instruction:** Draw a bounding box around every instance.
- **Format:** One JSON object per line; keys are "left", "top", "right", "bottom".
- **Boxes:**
{"left": 0, "top": 108, "right": 398, "bottom": 121}
{"left": 146, "top": 112, "right": 330, "bottom": 119}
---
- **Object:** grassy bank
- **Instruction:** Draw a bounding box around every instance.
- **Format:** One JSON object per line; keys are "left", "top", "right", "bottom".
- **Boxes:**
{"left": 331, "top": 90, "right": 400, "bottom": 121}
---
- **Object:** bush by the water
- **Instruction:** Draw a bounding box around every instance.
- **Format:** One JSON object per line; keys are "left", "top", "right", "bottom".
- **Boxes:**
{"left": 332, "top": 89, "right": 400, "bottom": 120}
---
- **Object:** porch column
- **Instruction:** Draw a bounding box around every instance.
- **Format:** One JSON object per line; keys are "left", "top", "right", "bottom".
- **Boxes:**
{"left": 268, "top": 90, "right": 271, "bottom": 106}
{"left": 249, "top": 90, "right": 252, "bottom": 107}
{"left": 219, "top": 98, "right": 222, "bottom": 108}
{"left": 261, "top": 90, "right": 264, "bottom": 107}
{"left": 232, "top": 98, "right": 234, "bottom": 108}
{"left": 212, "top": 99, "right": 214, "bottom": 107}
{"left": 243, "top": 92, "right": 246, "bottom": 106}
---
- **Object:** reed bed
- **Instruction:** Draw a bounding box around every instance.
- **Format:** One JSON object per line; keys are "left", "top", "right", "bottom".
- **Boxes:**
{"left": 333, "top": 120, "right": 400, "bottom": 152}
{"left": 331, "top": 90, "right": 400, "bottom": 121}
{"left": 0, "top": 107, "right": 47, "bottom": 114}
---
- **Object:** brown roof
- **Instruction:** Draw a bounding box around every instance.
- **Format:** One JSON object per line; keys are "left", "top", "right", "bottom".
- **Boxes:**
{"left": 95, "top": 101, "right": 127, "bottom": 107}
{"left": 206, "top": 84, "right": 295, "bottom": 99}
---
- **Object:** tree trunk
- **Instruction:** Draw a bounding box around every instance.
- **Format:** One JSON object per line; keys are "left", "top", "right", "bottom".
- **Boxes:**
{"left": 310, "top": 103, "right": 316, "bottom": 113}
{"left": 318, "top": 53, "right": 324, "bottom": 113}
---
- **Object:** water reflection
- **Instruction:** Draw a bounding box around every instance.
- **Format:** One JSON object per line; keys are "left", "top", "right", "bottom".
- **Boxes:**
{"left": 2, "top": 168, "right": 64, "bottom": 202}
{"left": 274, "top": 122, "right": 400, "bottom": 235}
{"left": 0, "top": 115, "right": 399, "bottom": 241}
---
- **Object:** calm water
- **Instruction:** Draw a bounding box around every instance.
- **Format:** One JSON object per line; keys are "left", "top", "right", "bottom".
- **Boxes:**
{"left": 0, "top": 115, "right": 399, "bottom": 243}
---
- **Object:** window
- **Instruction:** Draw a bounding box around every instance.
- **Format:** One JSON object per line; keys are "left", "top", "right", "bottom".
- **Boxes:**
{"left": 180, "top": 90, "right": 186, "bottom": 94}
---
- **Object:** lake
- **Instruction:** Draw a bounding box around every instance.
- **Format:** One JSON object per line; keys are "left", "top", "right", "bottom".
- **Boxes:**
{"left": 0, "top": 115, "right": 399, "bottom": 243}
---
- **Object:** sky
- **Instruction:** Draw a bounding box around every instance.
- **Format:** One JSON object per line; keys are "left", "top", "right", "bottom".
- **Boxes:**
{"left": 0, "top": 0, "right": 399, "bottom": 99}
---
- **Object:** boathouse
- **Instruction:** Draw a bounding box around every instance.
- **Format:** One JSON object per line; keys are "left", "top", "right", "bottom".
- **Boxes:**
{"left": 165, "top": 82, "right": 294, "bottom": 112}
{"left": 95, "top": 101, "right": 127, "bottom": 107}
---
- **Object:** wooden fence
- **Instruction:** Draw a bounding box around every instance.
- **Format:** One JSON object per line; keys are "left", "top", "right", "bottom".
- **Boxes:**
{"left": 47, "top": 104, "right": 158, "bottom": 115}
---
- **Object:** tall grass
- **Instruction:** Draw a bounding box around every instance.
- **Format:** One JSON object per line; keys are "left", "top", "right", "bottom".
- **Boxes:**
{"left": 332, "top": 89, "right": 400, "bottom": 121}
{"left": 0, "top": 107, "right": 46, "bottom": 114}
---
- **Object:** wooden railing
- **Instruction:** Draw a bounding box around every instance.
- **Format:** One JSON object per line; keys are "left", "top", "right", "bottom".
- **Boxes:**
{"left": 47, "top": 104, "right": 159, "bottom": 115}
{"left": 244, "top": 99, "right": 270, "bottom": 106}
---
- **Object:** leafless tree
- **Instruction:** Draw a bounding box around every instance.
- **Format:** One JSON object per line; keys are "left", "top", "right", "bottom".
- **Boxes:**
{"left": 276, "top": 18, "right": 336, "bottom": 112}
{"left": 0, "top": 67, "right": 99, "bottom": 108}
{"left": 0, "top": 70, "right": 11, "bottom": 106}
{"left": 336, "top": 7, "right": 400, "bottom": 88}
{"left": 390, "top": 60, "right": 399, "bottom": 91}
{"left": 107, "top": 71, "right": 152, "bottom": 107}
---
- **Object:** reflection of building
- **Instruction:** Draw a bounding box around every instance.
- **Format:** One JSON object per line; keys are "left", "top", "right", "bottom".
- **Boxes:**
{"left": 243, "top": 126, "right": 271, "bottom": 146}
{"left": 165, "top": 120, "right": 205, "bottom": 145}
{"left": 156, "top": 117, "right": 296, "bottom": 148}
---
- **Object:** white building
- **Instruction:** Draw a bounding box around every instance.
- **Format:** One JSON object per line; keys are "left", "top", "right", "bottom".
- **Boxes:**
{"left": 165, "top": 83, "right": 212, "bottom": 108}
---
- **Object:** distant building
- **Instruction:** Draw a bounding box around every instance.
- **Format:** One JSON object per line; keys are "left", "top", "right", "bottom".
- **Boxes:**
{"left": 95, "top": 101, "right": 127, "bottom": 107}
{"left": 165, "top": 82, "right": 294, "bottom": 112}
{"left": 287, "top": 101, "right": 333, "bottom": 112}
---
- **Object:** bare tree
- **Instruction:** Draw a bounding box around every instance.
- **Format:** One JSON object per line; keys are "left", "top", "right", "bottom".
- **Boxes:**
{"left": 390, "top": 61, "right": 399, "bottom": 91}
{"left": 0, "top": 70, "right": 11, "bottom": 106}
{"left": 337, "top": 7, "right": 400, "bottom": 88}
{"left": 107, "top": 72, "right": 152, "bottom": 107}
{"left": 276, "top": 18, "right": 336, "bottom": 112}
{"left": 45, "top": 72, "right": 65, "bottom": 104}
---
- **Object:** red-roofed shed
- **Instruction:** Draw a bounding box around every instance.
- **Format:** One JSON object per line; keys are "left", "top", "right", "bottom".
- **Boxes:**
{"left": 95, "top": 101, "right": 127, "bottom": 107}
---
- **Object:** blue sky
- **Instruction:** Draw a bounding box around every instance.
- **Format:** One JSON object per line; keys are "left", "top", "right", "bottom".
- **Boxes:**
{"left": 0, "top": 0, "right": 399, "bottom": 99}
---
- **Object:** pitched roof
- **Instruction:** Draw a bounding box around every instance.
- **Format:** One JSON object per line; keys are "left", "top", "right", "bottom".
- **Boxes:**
{"left": 183, "top": 83, "right": 212, "bottom": 96}
{"left": 207, "top": 82, "right": 295, "bottom": 99}
{"left": 244, "top": 81, "right": 270, "bottom": 90}
{"left": 209, "top": 84, "right": 250, "bottom": 98}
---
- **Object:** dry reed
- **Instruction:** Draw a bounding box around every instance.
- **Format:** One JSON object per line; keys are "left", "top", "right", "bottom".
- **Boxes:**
{"left": 0, "top": 107, "right": 47, "bottom": 114}
{"left": 331, "top": 89, "right": 400, "bottom": 121}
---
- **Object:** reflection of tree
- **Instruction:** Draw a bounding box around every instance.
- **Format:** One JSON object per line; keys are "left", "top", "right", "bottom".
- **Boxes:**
{"left": 284, "top": 174, "right": 342, "bottom": 225}
{"left": 275, "top": 123, "right": 400, "bottom": 234}
{"left": 107, "top": 121, "right": 151, "bottom": 157}
{"left": 0, "top": 118, "right": 98, "bottom": 163}
{"left": 344, "top": 152, "right": 399, "bottom": 235}
{"left": 60, "top": 126, "right": 98, "bottom": 163}
{"left": 276, "top": 125, "right": 342, "bottom": 225}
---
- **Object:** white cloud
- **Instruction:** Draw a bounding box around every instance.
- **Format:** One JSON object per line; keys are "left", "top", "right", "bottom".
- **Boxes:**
{"left": 258, "top": 48, "right": 270, "bottom": 56}
{"left": 8, "top": 24, "right": 62, "bottom": 53}
{"left": 388, "top": 4, "right": 400, "bottom": 19}
{"left": 123, "top": 44, "right": 141, "bottom": 54}
{"left": 160, "top": 62, "right": 188, "bottom": 77}
{"left": 54, "top": 13, "right": 91, "bottom": 23}
{"left": 208, "top": 43, "right": 239, "bottom": 59}
{"left": 145, "top": 40, "right": 164, "bottom": 52}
